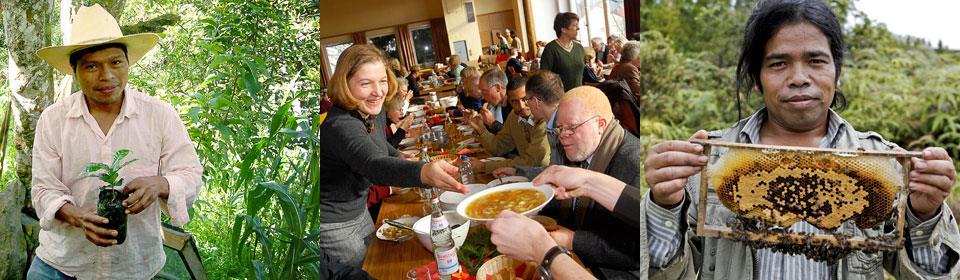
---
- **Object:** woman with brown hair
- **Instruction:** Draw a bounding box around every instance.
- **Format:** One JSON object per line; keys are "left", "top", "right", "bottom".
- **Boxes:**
{"left": 319, "top": 45, "right": 468, "bottom": 268}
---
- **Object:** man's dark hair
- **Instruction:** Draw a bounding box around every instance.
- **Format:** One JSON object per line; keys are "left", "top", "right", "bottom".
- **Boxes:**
{"left": 553, "top": 12, "right": 579, "bottom": 38}
{"left": 735, "top": 0, "right": 846, "bottom": 118}
{"left": 526, "top": 71, "right": 564, "bottom": 105}
{"left": 69, "top": 43, "right": 128, "bottom": 72}
{"left": 507, "top": 76, "right": 526, "bottom": 92}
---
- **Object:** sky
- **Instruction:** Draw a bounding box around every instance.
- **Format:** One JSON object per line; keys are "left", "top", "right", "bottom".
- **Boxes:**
{"left": 855, "top": 0, "right": 960, "bottom": 49}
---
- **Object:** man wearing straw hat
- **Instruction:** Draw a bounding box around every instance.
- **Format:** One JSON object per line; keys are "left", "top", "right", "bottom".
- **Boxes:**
{"left": 28, "top": 4, "right": 202, "bottom": 279}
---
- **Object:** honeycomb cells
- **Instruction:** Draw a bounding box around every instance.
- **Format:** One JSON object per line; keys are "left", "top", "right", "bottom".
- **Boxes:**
{"left": 710, "top": 148, "right": 902, "bottom": 230}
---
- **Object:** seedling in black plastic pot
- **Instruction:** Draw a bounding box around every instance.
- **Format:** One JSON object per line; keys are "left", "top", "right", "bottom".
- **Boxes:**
{"left": 80, "top": 149, "right": 136, "bottom": 245}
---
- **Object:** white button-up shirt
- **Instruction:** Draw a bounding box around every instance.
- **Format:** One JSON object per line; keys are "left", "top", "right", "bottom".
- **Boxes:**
{"left": 31, "top": 88, "right": 203, "bottom": 279}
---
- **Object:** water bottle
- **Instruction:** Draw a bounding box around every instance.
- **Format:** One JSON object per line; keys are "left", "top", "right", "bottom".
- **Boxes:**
{"left": 459, "top": 155, "right": 473, "bottom": 184}
{"left": 429, "top": 193, "right": 460, "bottom": 279}
{"left": 419, "top": 147, "right": 433, "bottom": 210}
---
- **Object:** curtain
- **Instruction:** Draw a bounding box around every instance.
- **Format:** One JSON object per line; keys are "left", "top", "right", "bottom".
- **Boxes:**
{"left": 396, "top": 25, "right": 417, "bottom": 70}
{"left": 624, "top": 0, "right": 642, "bottom": 40}
{"left": 430, "top": 18, "right": 451, "bottom": 63}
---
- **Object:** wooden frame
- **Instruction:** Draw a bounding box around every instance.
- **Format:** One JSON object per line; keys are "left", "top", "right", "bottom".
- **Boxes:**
{"left": 690, "top": 140, "right": 921, "bottom": 252}
{"left": 159, "top": 223, "right": 208, "bottom": 280}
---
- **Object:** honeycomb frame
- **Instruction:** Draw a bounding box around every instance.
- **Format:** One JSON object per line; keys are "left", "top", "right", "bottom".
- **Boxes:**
{"left": 691, "top": 140, "right": 921, "bottom": 256}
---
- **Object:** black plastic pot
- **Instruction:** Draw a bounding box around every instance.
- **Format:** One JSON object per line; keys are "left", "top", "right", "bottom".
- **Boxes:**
{"left": 97, "top": 188, "right": 128, "bottom": 244}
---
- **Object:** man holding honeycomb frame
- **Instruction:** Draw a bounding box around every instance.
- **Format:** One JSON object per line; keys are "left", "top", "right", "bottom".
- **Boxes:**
{"left": 485, "top": 0, "right": 959, "bottom": 279}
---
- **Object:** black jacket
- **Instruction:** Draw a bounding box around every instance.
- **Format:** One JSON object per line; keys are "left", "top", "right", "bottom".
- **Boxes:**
{"left": 536, "top": 131, "right": 645, "bottom": 279}
{"left": 318, "top": 106, "right": 425, "bottom": 223}
{"left": 572, "top": 132, "right": 645, "bottom": 279}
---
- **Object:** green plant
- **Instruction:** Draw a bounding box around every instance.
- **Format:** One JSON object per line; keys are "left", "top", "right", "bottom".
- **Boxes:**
{"left": 79, "top": 149, "right": 137, "bottom": 191}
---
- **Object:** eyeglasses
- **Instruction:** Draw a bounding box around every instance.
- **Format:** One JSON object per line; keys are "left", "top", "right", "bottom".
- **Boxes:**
{"left": 555, "top": 115, "right": 600, "bottom": 136}
{"left": 521, "top": 95, "right": 537, "bottom": 103}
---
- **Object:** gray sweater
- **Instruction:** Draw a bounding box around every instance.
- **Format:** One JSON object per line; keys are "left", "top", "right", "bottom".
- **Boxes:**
{"left": 319, "top": 106, "right": 425, "bottom": 223}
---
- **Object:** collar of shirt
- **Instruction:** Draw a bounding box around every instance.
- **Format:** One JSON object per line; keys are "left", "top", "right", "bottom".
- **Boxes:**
{"left": 738, "top": 107, "right": 846, "bottom": 148}
{"left": 546, "top": 109, "right": 558, "bottom": 134}
{"left": 518, "top": 115, "right": 535, "bottom": 126}
{"left": 65, "top": 87, "right": 142, "bottom": 121}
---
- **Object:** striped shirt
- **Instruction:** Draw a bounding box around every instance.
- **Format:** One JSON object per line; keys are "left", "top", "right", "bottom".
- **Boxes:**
{"left": 646, "top": 109, "right": 951, "bottom": 278}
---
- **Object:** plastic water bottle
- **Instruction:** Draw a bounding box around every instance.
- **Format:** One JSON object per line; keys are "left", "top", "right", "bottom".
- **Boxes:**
{"left": 429, "top": 193, "right": 460, "bottom": 279}
{"left": 419, "top": 147, "right": 433, "bottom": 212}
{"left": 459, "top": 155, "right": 473, "bottom": 184}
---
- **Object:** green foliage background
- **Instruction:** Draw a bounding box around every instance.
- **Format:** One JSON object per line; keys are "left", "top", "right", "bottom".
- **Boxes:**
{"left": 0, "top": 0, "right": 954, "bottom": 278}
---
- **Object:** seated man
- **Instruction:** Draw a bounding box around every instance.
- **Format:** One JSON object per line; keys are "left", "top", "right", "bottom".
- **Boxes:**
{"left": 471, "top": 67, "right": 513, "bottom": 134}
{"left": 467, "top": 77, "right": 549, "bottom": 174}
{"left": 29, "top": 4, "right": 203, "bottom": 278}
{"left": 490, "top": 71, "right": 565, "bottom": 179}
{"left": 525, "top": 0, "right": 960, "bottom": 278}
{"left": 503, "top": 86, "right": 645, "bottom": 279}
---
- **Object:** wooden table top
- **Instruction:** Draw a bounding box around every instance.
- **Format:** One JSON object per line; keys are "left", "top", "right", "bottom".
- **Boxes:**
{"left": 362, "top": 125, "right": 496, "bottom": 279}
{"left": 361, "top": 190, "right": 433, "bottom": 280}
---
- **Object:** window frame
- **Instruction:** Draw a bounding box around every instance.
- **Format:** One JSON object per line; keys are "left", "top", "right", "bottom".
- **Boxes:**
{"left": 408, "top": 22, "right": 437, "bottom": 66}
{"left": 558, "top": 0, "right": 626, "bottom": 42}
{"left": 366, "top": 27, "right": 400, "bottom": 60}
{"left": 319, "top": 35, "right": 353, "bottom": 86}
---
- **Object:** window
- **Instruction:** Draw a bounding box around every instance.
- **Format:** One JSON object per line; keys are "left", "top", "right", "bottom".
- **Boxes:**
{"left": 606, "top": 0, "right": 626, "bottom": 38}
{"left": 369, "top": 34, "right": 399, "bottom": 60}
{"left": 572, "top": 0, "right": 589, "bottom": 44}
{"left": 411, "top": 25, "right": 437, "bottom": 66}
{"left": 324, "top": 41, "right": 353, "bottom": 75}
{"left": 586, "top": 0, "right": 606, "bottom": 41}
{"left": 569, "top": 0, "right": 610, "bottom": 43}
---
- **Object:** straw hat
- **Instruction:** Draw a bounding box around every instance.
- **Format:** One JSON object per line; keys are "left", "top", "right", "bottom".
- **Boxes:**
{"left": 37, "top": 4, "right": 159, "bottom": 75}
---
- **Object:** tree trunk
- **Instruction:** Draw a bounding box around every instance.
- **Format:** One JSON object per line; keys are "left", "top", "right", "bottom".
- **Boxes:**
{"left": 0, "top": 0, "right": 56, "bottom": 276}
{"left": 3, "top": 0, "right": 56, "bottom": 204}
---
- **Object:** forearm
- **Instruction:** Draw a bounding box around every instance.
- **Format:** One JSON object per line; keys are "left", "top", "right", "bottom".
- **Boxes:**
{"left": 905, "top": 204, "right": 953, "bottom": 274}
{"left": 54, "top": 203, "right": 81, "bottom": 228}
{"left": 479, "top": 130, "right": 513, "bottom": 156}
{"left": 582, "top": 174, "right": 628, "bottom": 211}
{"left": 484, "top": 148, "right": 548, "bottom": 173}
{"left": 550, "top": 255, "right": 598, "bottom": 280}
{"left": 529, "top": 232, "right": 597, "bottom": 280}
{"left": 646, "top": 194, "right": 685, "bottom": 267}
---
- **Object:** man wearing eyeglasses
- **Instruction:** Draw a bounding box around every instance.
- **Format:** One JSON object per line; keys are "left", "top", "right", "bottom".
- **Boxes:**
{"left": 467, "top": 77, "right": 549, "bottom": 173}
{"left": 511, "top": 86, "right": 647, "bottom": 279}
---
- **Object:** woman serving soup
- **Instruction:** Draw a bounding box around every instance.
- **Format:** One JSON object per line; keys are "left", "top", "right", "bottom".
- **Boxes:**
{"left": 319, "top": 45, "right": 468, "bottom": 268}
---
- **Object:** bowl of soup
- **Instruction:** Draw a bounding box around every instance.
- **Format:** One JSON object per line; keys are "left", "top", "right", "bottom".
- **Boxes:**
{"left": 456, "top": 182, "right": 554, "bottom": 222}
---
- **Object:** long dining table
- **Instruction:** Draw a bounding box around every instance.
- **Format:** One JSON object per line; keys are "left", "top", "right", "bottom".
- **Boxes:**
{"left": 362, "top": 125, "right": 588, "bottom": 279}
{"left": 361, "top": 166, "right": 500, "bottom": 279}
